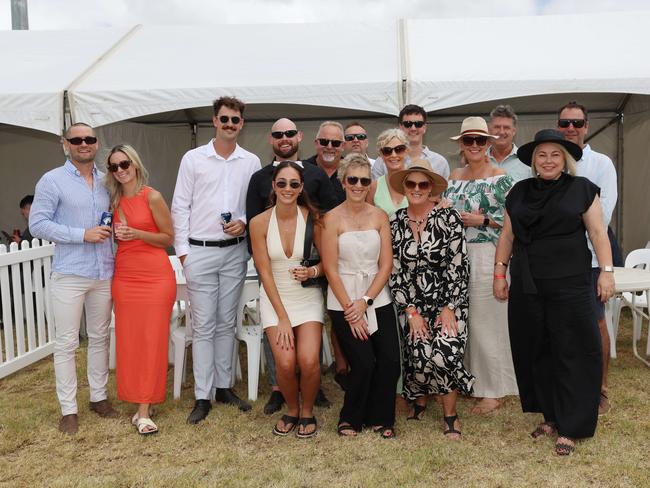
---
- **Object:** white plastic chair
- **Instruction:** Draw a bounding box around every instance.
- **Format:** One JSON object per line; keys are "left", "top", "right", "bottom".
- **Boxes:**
{"left": 612, "top": 249, "right": 650, "bottom": 356}
{"left": 230, "top": 280, "right": 263, "bottom": 401}
{"left": 172, "top": 283, "right": 193, "bottom": 399}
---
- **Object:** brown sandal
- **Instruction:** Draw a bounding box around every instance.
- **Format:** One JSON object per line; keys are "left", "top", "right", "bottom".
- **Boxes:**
{"left": 530, "top": 421, "right": 557, "bottom": 439}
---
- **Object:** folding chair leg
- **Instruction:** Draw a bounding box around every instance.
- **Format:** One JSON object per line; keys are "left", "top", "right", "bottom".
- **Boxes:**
{"left": 173, "top": 338, "right": 186, "bottom": 400}
{"left": 321, "top": 327, "right": 333, "bottom": 367}
{"left": 109, "top": 325, "right": 116, "bottom": 370}
{"left": 246, "top": 338, "right": 261, "bottom": 402}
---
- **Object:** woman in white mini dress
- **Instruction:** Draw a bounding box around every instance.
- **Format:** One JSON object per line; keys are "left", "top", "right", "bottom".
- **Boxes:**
{"left": 249, "top": 161, "right": 324, "bottom": 438}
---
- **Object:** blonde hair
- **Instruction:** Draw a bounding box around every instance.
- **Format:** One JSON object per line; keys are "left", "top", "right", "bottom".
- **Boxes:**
{"left": 376, "top": 128, "right": 409, "bottom": 152}
{"left": 337, "top": 153, "right": 371, "bottom": 182}
{"left": 531, "top": 144, "right": 577, "bottom": 177}
{"left": 104, "top": 144, "right": 149, "bottom": 211}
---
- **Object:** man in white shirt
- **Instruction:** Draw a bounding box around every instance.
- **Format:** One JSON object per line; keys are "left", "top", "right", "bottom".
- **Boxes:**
{"left": 343, "top": 121, "right": 375, "bottom": 167}
{"left": 557, "top": 101, "right": 618, "bottom": 415}
{"left": 172, "top": 96, "right": 261, "bottom": 424}
{"left": 487, "top": 105, "right": 530, "bottom": 183}
{"left": 371, "top": 104, "right": 450, "bottom": 180}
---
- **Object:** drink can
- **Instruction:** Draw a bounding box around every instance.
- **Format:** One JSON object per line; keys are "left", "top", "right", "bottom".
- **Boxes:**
{"left": 100, "top": 211, "right": 113, "bottom": 227}
{"left": 221, "top": 212, "right": 232, "bottom": 224}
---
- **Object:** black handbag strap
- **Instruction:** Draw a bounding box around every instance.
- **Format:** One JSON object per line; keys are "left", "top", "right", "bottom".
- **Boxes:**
{"left": 303, "top": 212, "right": 314, "bottom": 261}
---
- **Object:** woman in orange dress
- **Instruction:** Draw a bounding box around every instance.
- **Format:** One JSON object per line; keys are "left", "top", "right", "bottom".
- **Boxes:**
{"left": 105, "top": 144, "right": 175, "bottom": 435}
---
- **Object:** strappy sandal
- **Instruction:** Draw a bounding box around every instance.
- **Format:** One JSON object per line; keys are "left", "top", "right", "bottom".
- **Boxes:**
{"left": 530, "top": 421, "right": 557, "bottom": 439}
{"left": 296, "top": 417, "right": 317, "bottom": 439}
{"left": 337, "top": 423, "right": 357, "bottom": 437}
{"left": 443, "top": 415, "right": 461, "bottom": 440}
{"left": 407, "top": 403, "right": 426, "bottom": 421}
{"left": 135, "top": 417, "right": 158, "bottom": 436}
{"left": 555, "top": 437, "right": 575, "bottom": 456}
{"left": 272, "top": 414, "right": 299, "bottom": 437}
{"left": 372, "top": 426, "right": 396, "bottom": 439}
{"left": 598, "top": 391, "right": 611, "bottom": 416}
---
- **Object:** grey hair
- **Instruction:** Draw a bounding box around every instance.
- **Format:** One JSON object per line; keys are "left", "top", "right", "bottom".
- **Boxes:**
{"left": 489, "top": 105, "right": 518, "bottom": 126}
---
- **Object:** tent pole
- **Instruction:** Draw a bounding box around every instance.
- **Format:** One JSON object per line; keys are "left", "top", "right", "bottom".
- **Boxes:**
{"left": 614, "top": 94, "right": 631, "bottom": 250}
{"left": 62, "top": 90, "right": 71, "bottom": 133}
{"left": 397, "top": 18, "right": 409, "bottom": 107}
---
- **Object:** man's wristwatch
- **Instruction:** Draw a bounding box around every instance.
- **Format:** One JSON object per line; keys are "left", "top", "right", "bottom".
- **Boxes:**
{"left": 601, "top": 266, "right": 615, "bottom": 273}
{"left": 362, "top": 295, "right": 374, "bottom": 306}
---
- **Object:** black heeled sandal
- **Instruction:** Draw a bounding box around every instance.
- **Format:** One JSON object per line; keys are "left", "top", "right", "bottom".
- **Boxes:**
{"left": 443, "top": 415, "right": 462, "bottom": 438}
{"left": 407, "top": 403, "right": 426, "bottom": 421}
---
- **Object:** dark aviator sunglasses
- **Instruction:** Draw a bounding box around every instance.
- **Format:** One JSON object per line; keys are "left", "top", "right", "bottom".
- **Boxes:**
{"left": 558, "top": 119, "right": 586, "bottom": 129}
{"left": 346, "top": 176, "right": 372, "bottom": 187}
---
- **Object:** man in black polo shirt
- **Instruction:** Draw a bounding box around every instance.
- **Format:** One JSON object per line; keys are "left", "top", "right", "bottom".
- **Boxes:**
{"left": 246, "top": 117, "right": 338, "bottom": 414}
{"left": 303, "top": 121, "right": 346, "bottom": 205}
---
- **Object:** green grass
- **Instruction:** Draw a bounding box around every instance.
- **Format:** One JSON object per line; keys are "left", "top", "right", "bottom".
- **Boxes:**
{"left": 0, "top": 311, "right": 648, "bottom": 488}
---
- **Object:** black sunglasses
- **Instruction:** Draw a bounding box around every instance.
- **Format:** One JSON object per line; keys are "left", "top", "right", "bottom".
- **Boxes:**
{"left": 401, "top": 121, "right": 425, "bottom": 129}
{"left": 66, "top": 136, "right": 98, "bottom": 145}
{"left": 344, "top": 133, "right": 368, "bottom": 141}
{"left": 404, "top": 179, "right": 431, "bottom": 190}
{"left": 271, "top": 130, "right": 298, "bottom": 139}
{"left": 380, "top": 144, "right": 407, "bottom": 157}
{"left": 558, "top": 118, "right": 586, "bottom": 129}
{"left": 461, "top": 136, "right": 488, "bottom": 147}
{"left": 107, "top": 160, "right": 131, "bottom": 172}
{"left": 345, "top": 176, "right": 372, "bottom": 187}
{"left": 275, "top": 179, "right": 301, "bottom": 189}
{"left": 218, "top": 115, "right": 241, "bottom": 124}
{"left": 317, "top": 138, "right": 343, "bottom": 148}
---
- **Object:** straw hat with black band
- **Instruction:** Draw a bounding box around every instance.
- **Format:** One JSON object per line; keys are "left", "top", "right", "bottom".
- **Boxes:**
{"left": 516, "top": 129, "right": 583, "bottom": 166}
{"left": 450, "top": 116, "right": 499, "bottom": 141}
{"left": 388, "top": 158, "right": 448, "bottom": 196}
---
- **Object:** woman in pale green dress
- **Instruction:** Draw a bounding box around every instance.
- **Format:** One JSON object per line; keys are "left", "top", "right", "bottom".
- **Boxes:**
{"left": 366, "top": 129, "right": 408, "bottom": 217}
{"left": 444, "top": 117, "right": 518, "bottom": 415}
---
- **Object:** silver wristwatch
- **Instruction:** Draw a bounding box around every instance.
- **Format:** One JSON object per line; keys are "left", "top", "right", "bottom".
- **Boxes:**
{"left": 601, "top": 266, "right": 614, "bottom": 273}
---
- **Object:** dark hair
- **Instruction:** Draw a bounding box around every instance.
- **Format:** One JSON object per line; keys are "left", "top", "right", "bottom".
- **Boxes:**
{"left": 489, "top": 104, "right": 518, "bottom": 126}
{"left": 20, "top": 195, "right": 34, "bottom": 208}
{"left": 64, "top": 122, "right": 95, "bottom": 138}
{"left": 213, "top": 96, "right": 246, "bottom": 117}
{"left": 344, "top": 120, "right": 366, "bottom": 131}
{"left": 269, "top": 161, "right": 322, "bottom": 224}
{"left": 398, "top": 104, "right": 427, "bottom": 123}
{"left": 557, "top": 100, "right": 588, "bottom": 121}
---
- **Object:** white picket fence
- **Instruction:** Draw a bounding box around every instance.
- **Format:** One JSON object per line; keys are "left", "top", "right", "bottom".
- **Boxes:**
{"left": 0, "top": 239, "right": 55, "bottom": 379}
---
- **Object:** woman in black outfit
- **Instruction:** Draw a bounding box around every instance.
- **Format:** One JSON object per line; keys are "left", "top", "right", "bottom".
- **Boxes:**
{"left": 493, "top": 129, "right": 614, "bottom": 456}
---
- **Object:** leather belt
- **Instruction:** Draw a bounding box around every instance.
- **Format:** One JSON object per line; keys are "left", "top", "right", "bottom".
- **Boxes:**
{"left": 189, "top": 237, "right": 245, "bottom": 248}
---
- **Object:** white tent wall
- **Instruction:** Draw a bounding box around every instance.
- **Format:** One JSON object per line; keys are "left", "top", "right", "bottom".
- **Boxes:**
{"left": 0, "top": 125, "right": 62, "bottom": 238}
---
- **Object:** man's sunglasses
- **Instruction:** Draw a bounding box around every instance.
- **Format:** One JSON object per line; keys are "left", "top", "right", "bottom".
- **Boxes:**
{"left": 346, "top": 176, "right": 372, "bottom": 187}
{"left": 218, "top": 115, "right": 241, "bottom": 124}
{"left": 107, "top": 160, "right": 132, "bottom": 172}
{"left": 317, "top": 138, "right": 343, "bottom": 148}
{"left": 66, "top": 136, "right": 98, "bottom": 145}
{"left": 379, "top": 144, "right": 407, "bottom": 157}
{"left": 404, "top": 179, "right": 431, "bottom": 190}
{"left": 344, "top": 133, "right": 368, "bottom": 141}
{"left": 400, "top": 121, "right": 425, "bottom": 129}
{"left": 461, "top": 136, "right": 488, "bottom": 147}
{"left": 558, "top": 119, "right": 586, "bottom": 129}
{"left": 271, "top": 130, "right": 298, "bottom": 139}
{"left": 275, "top": 179, "right": 301, "bottom": 189}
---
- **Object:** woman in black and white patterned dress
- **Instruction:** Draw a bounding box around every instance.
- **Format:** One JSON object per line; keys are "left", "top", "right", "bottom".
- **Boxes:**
{"left": 388, "top": 159, "right": 474, "bottom": 440}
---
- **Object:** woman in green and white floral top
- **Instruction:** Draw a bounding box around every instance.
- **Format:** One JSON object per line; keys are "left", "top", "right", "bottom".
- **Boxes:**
{"left": 444, "top": 117, "right": 519, "bottom": 415}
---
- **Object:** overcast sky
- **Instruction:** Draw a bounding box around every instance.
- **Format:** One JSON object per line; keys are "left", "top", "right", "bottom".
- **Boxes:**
{"left": 1, "top": 0, "right": 650, "bottom": 29}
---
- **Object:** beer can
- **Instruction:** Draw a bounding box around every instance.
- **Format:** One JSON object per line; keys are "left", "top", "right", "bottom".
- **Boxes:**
{"left": 221, "top": 212, "right": 232, "bottom": 224}
{"left": 100, "top": 211, "right": 113, "bottom": 227}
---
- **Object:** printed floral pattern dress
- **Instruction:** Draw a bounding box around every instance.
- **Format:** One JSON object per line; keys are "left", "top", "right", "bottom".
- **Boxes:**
{"left": 389, "top": 207, "right": 475, "bottom": 400}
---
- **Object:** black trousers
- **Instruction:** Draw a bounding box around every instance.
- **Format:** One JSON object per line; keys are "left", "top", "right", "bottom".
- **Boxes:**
{"left": 329, "top": 303, "right": 400, "bottom": 430}
{"left": 508, "top": 272, "right": 602, "bottom": 439}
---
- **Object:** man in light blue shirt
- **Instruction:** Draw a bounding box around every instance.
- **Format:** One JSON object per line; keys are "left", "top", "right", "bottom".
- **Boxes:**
{"left": 487, "top": 105, "right": 530, "bottom": 183}
{"left": 30, "top": 123, "right": 116, "bottom": 435}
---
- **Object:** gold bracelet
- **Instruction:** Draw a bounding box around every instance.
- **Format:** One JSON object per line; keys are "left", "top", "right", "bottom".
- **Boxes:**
{"left": 311, "top": 266, "right": 319, "bottom": 278}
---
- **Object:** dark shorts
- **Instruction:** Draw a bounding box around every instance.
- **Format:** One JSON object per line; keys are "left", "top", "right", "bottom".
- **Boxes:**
{"left": 591, "top": 268, "right": 605, "bottom": 320}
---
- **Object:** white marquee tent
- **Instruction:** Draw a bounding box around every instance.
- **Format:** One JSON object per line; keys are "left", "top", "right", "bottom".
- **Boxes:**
{"left": 1, "top": 12, "right": 649, "bottom": 252}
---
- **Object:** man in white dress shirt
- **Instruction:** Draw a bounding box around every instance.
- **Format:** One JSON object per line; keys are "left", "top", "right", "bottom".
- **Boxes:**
{"left": 172, "top": 96, "right": 261, "bottom": 424}
{"left": 371, "top": 104, "right": 450, "bottom": 180}
{"left": 557, "top": 101, "right": 618, "bottom": 416}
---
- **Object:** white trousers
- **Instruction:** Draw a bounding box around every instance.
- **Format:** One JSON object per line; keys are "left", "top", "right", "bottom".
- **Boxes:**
{"left": 50, "top": 273, "right": 113, "bottom": 415}
{"left": 183, "top": 242, "right": 247, "bottom": 399}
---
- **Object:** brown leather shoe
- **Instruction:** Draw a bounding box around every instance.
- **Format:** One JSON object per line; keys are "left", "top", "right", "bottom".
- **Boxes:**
{"left": 89, "top": 399, "right": 119, "bottom": 418}
{"left": 59, "top": 414, "right": 78, "bottom": 435}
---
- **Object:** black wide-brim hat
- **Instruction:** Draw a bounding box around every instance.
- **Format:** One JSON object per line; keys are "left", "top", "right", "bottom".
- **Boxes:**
{"left": 517, "top": 129, "right": 583, "bottom": 166}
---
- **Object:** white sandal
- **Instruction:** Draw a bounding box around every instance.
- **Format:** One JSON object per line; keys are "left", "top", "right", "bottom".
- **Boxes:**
{"left": 135, "top": 417, "right": 158, "bottom": 435}
{"left": 131, "top": 407, "right": 156, "bottom": 426}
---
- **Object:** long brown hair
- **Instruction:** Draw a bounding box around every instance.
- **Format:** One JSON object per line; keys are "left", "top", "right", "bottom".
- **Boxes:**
{"left": 268, "top": 161, "right": 322, "bottom": 224}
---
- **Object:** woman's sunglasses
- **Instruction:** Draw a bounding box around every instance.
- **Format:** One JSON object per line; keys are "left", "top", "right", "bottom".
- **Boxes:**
{"left": 275, "top": 179, "right": 301, "bottom": 189}
{"left": 404, "top": 179, "right": 431, "bottom": 190}
{"left": 379, "top": 144, "right": 407, "bottom": 157}
{"left": 461, "top": 136, "right": 488, "bottom": 147}
{"left": 346, "top": 176, "right": 372, "bottom": 187}
{"left": 107, "top": 160, "right": 132, "bottom": 172}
